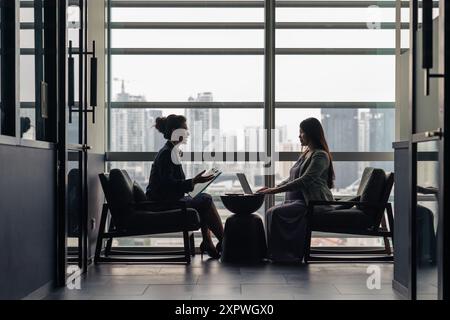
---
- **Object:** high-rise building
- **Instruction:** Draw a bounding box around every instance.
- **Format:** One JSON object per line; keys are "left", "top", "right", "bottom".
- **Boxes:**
{"left": 359, "top": 108, "right": 395, "bottom": 174}
{"left": 185, "top": 92, "right": 219, "bottom": 152}
{"left": 110, "top": 80, "right": 165, "bottom": 186}
{"left": 244, "top": 125, "right": 287, "bottom": 152}
{"left": 321, "top": 109, "right": 359, "bottom": 189}
{"left": 184, "top": 92, "right": 220, "bottom": 177}
{"left": 360, "top": 108, "right": 395, "bottom": 152}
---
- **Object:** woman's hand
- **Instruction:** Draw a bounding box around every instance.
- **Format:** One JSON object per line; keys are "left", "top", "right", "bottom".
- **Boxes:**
{"left": 193, "top": 170, "right": 215, "bottom": 185}
{"left": 256, "top": 187, "right": 269, "bottom": 193}
{"left": 256, "top": 187, "right": 280, "bottom": 195}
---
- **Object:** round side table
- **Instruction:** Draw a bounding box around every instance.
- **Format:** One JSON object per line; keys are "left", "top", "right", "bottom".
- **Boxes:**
{"left": 220, "top": 194, "right": 267, "bottom": 263}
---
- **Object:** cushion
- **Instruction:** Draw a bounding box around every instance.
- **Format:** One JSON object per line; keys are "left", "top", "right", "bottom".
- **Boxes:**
{"left": 125, "top": 208, "right": 201, "bottom": 234}
{"left": 311, "top": 208, "right": 373, "bottom": 231}
{"left": 333, "top": 195, "right": 361, "bottom": 210}
{"left": 133, "top": 181, "right": 147, "bottom": 203}
{"left": 107, "top": 169, "right": 135, "bottom": 224}
{"left": 357, "top": 169, "right": 387, "bottom": 220}
{"left": 359, "top": 168, "right": 386, "bottom": 203}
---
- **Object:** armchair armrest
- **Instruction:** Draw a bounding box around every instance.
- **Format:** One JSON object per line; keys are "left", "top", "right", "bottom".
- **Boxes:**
{"left": 308, "top": 200, "right": 385, "bottom": 209}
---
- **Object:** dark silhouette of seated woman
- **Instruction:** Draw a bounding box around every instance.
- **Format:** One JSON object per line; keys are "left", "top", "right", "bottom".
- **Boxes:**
{"left": 146, "top": 114, "right": 224, "bottom": 259}
{"left": 258, "top": 117, "right": 335, "bottom": 262}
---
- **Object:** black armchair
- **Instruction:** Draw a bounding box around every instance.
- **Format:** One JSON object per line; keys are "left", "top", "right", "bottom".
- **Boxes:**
{"left": 94, "top": 169, "right": 201, "bottom": 264}
{"left": 304, "top": 167, "right": 394, "bottom": 262}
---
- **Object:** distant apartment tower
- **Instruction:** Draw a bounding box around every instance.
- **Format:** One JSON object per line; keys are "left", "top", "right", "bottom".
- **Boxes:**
{"left": 243, "top": 125, "right": 287, "bottom": 152}
{"left": 110, "top": 81, "right": 165, "bottom": 185}
{"left": 244, "top": 125, "right": 288, "bottom": 186}
{"left": 321, "top": 109, "right": 359, "bottom": 189}
{"left": 359, "top": 108, "right": 395, "bottom": 173}
{"left": 184, "top": 92, "right": 220, "bottom": 177}
{"left": 185, "top": 92, "right": 220, "bottom": 152}
{"left": 359, "top": 108, "right": 395, "bottom": 152}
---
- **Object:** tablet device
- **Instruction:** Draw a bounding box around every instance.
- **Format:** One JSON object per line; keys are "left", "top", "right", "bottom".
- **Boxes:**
{"left": 188, "top": 168, "right": 222, "bottom": 198}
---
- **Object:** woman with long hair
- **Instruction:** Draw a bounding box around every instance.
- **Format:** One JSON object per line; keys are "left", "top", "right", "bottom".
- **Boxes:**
{"left": 258, "top": 117, "right": 335, "bottom": 262}
{"left": 146, "top": 114, "right": 224, "bottom": 259}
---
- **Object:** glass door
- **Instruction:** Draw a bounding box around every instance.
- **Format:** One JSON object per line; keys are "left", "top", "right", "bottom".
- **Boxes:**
{"left": 410, "top": 0, "right": 449, "bottom": 300}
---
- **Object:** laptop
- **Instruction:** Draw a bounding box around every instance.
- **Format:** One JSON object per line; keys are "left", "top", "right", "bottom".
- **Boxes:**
{"left": 236, "top": 173, "right": 254, "bottom": 195}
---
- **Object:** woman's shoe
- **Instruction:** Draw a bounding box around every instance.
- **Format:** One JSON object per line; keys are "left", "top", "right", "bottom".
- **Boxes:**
{"left": 200, "top": 241, "right": 220, "bottom": 259}
{"left": 215, "top": 241, "right": 223, "bottom": 254}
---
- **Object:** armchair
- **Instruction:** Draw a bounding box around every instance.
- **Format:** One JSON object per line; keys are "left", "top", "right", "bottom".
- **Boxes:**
{"left": 94, "top": 169, "right": 201, "bottom": 264}
{"left": 304, "top": 167, "right": 394, "bottom": 262}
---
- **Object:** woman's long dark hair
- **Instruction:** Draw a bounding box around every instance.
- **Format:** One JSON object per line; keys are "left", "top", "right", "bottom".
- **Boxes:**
{"left": 300, "top": 117, "right": 335, "bottom": 189}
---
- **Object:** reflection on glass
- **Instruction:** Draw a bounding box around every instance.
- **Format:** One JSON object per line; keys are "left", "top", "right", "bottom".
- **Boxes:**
{"left": 416, "top": 141, "right": 439, "bottom": 300}
{"left": 67, "top": 152, "right": 82, "bottom": 269}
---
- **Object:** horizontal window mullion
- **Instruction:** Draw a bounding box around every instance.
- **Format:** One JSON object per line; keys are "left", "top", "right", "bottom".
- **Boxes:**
{"left": 106, "top": 48, "right": 404, "bottom": 55}
{"left": 110, "top": 0, "right": 264, "bottom": 8}
{"left": 108, "top": 101, "right": 394, "bottom": 109}
{"left": 108, "top": 22, "right": 409, "bottom": 30}
{"left": 108, "top": 1, "right": 417, "bottom": 9}
{"left": 275, "top": 102, "right": 395, "bottom": 109}
{"left": 277, "top": 22, "right": 407, "bottom": 29}
{"left": 20, "top": 22, "right": 411, "bottom": 30}
{"left": 110, "top": 102, "right": 263, "bottom": 109}
{"left": 20, "top": 102, "right": 394, "bottom": 109}
{"left": 110, "top": 22, "right": 262, "bottom": 29}
{"left": 279, "top": 152, "right": 394, "bottom": 162}
{"left": 105, "top": 151, "right": 394, "bottom": 162}
{"left": 111, "top": 48, "right": 263, "bottom": 55}
{"left": 277, "top": 48, "right": 404, "bottom": 55}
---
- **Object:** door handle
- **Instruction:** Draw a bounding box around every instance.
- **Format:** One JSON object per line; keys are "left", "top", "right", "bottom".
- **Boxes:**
{"left": 81, "top": 144, "right": 92, "bottom": 152}
{"left": 90, "top": 41, "right": 97, "bottom": 124}
{"left": 68, "top": 41, "right": 75, "bottom": 123}
{"left": 425, "top": 128, "right": 443, "bottom": 138}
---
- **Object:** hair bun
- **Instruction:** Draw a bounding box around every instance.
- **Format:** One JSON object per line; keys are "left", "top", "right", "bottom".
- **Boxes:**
{"left": 155, "top": 116, "right": 167, "bottom": 134}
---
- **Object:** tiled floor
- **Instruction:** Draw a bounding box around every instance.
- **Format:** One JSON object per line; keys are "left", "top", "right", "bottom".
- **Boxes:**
{"left": 44, "top": 257, "right": 405, "bottom": 300}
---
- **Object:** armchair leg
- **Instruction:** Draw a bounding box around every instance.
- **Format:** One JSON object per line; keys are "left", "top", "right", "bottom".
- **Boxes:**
{"left": 105, "top": 238, "right": 113, "bottom": 257}
{"left": 183, "top": 231, "right": 191, "bottom": 265}
{"left": 381, "top": 214, "right": 392, "bottom": 255}
{"left": 304, "top": 228, "right": 312, "bottom": 264}
{"left": 386, "top": 203, "right": 394, "bottom": 242}
{"left": 189, "top": 233, "right": 196, "bottom": 257}
{"left": 94, "top": 204, "right": 109, "bottom": 264}
{"left": 304, "top": 207, "right": 313, "bottom": 264}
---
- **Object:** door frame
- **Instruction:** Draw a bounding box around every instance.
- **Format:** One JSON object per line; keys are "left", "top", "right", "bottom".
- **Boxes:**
{"left": 56, "top": 0, "right": 91, "bottom": 287}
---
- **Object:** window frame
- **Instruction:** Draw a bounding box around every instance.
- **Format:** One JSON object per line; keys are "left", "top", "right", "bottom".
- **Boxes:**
{"left": 105, "top": 0, "right": 401, "bottom": 249}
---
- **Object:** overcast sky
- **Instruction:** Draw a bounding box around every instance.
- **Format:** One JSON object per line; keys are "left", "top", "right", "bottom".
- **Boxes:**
{"left": 19, "top": 3, "right": 406, "bottom": 142}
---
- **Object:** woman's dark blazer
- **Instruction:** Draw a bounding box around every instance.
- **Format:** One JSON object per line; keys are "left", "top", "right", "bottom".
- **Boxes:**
{"left": 146, "top": 141, "right": 194, "bottom": 202}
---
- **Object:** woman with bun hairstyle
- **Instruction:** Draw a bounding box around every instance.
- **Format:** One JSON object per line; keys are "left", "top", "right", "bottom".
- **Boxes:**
{"left": 147, "top": 114, "right": 224, "bottom": 259}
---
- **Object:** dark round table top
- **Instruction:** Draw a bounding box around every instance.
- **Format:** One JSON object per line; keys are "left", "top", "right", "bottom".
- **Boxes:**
{"left": 220, "top": 193, "right": 265, "bottom": 215}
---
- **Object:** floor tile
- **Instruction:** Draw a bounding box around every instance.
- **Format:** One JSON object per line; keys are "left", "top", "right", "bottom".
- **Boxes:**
{"left": 44, "top": 257, "right": 399, "bottom": 300}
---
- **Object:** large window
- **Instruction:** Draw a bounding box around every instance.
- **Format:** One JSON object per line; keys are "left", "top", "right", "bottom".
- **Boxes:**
{"left": 107, "top": 0, "right": 398, "bottom": 248}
